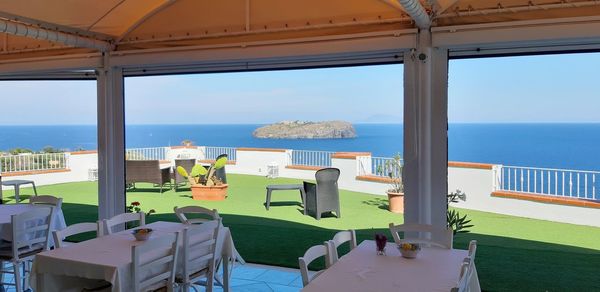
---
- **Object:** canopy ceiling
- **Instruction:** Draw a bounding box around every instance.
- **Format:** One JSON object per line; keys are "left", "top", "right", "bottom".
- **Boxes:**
{"left": 1, "top": 0, "right": 600, "bottom": 61}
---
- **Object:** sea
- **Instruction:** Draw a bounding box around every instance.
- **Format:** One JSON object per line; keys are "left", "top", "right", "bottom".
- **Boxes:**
{"left": 0, "top": 123, "right": 599, "bottom": 171}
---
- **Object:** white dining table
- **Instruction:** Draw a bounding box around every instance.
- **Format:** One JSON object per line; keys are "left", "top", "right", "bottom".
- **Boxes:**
{"left": 30, "top": 221, "right": 244, "bottom": 292}
{"left": 302, "top": 240, "right": 481, "bottom": 292}
{"left": 0, "top": 203, "right": 66, "bottom": 242}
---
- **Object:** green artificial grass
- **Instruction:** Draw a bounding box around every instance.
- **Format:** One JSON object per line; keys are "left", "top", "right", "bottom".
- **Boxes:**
{"left": 3, "top": 174, "right": 600, "bottom": 291}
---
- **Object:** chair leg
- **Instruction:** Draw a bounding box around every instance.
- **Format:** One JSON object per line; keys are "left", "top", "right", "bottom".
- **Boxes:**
{"left": 13, "top": 262, "right": 22, "bottom": 292}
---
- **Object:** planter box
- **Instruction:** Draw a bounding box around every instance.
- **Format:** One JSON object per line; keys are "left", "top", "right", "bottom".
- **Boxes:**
{"left": 191, "top": 184, "right": 228, "bottom": 201}
{"left": 387, "top": 191, "right": 404, "bottom": 213}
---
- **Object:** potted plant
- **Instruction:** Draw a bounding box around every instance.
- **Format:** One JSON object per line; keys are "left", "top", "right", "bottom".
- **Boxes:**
{"left": 384, "top": 153, "right": 404, "bottom": 213}
{"left": 177, "top": 154, "right": 228, "bottom": 201}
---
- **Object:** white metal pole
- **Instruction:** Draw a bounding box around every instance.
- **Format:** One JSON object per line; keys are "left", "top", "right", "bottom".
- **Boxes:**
{"left": 97, "top": 53, "right": 126, "bottom": 220}
{"left": 403, "top": 29, "right": 449, "bottom": 236}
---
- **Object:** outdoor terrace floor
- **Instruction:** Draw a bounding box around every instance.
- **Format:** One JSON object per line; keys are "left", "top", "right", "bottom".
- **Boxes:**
{"left": 1, "top": 174, "right": 600, "bottom": 291}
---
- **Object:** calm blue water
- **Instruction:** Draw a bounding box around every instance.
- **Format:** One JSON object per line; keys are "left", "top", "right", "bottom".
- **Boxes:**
{"left": 0, "top": 123, "right": 599, "bottom": 171}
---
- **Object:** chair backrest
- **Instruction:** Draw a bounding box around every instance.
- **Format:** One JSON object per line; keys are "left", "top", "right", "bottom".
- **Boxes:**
{"left": 181, "top": 219, "right": 221, "bottom": 286}
{"left": 388, "top": 223, "right": 453, "bottom": 249}
{"left": 53, "top": 222, "right": 99, "bottom": 248}
{"left": 174, "top": 206, "right": 220, "bottom": 224}
{"left": 175, "top": 159, "right": 196, "bottom": 184}
{"left": 298, "top": 244, "right": 329, "bottom": 287}
{"left": 468, "top": 240, "right": 477, "bottom": 260}
{"left": 454, "top": 259, "right": 471, "bottom": 292}
{"left": 11, "top": 206, "right": 54, "bottom": 259}
{"left": 29, "top": 195, "right": 63, "bottom": 209}
{"left": 132, "top": 232, "right": 180, "bottom": 292}
{"left": 327, "top": 230, "right": 357, "bottom": 264}
{"left": 103, "top": 212, "right": 145, "bottom": 235}
{"left": 126, "top": 160, "right": 161, "bottom": 182}
{"left": 315, "top": 168, "right": 340, "bottom": 197}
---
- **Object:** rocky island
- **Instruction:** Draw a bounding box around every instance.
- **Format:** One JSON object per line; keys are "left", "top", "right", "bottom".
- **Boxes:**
{"left": 253, "top": 120, "right": 357, "bottom": 139}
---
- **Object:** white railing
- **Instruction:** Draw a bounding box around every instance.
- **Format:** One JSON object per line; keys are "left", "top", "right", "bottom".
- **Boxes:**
{"left": 0, "top": 153, "right": 68, "bottom": 173}
{"left": 291, "top": 150, "right": 333, "bottom": 167}
{"left": 125, "top": 147, "right": 169, "bottom": 161}
{"left": 499, "top": 165, "right": 600, "bottom": 200}
{"left": 368, "top": 156, "right": 403, "bottom": 178}
{"left": 205, "top": 146, "right": 237, "bottom": 161}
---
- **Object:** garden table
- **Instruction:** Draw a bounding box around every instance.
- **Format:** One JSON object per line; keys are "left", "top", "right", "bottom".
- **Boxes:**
{"left": 31, "top": 221, "right": 243, "bottom": 292}
{"left": 265, "top": 184, "right": 307, "bottom": 214}
{"left": 0, "top": 179, "right": 38, "bottom": 203}
{"left": 302, "top": 240, "right": 481, "bottom": 292}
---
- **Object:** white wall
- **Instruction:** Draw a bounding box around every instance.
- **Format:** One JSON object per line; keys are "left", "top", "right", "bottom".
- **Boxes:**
{"left": 2, "top": 147, "right": 600, "bottom": 227}
{"left": 448, "top": 166, "right": 600, "bottom": 228}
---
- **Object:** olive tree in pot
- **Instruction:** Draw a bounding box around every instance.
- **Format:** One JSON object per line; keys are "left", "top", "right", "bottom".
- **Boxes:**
{"left": 382, "top": 154, "right": 404, "bottom": 213}
{"left": 177, "top": 154, "right": 228, "bottom": 201}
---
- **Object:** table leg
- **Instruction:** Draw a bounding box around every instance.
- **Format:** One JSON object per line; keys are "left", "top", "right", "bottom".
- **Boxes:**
{"left": 14, "top": 186, "right": 19, "bottom": 203}
{"left": 223, "top": 257, "right": 230, "bottom": 292}
{"left": 31, "top": 182, "right": 38, "bottom": 196}
{"left": 265, "top": 189, "right": 272, "bottom": 210}
{"left": 300, "top": 188, "right": 307, "bottom": 215}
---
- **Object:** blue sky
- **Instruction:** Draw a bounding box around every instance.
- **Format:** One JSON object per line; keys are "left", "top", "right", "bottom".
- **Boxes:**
{"left": 0, "top": 53, "right": 599, "bottom": 125}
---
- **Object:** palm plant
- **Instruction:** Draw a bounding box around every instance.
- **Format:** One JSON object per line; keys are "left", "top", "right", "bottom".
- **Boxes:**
{"left": 447, "top": 189, "right": 473, "bottom": 235}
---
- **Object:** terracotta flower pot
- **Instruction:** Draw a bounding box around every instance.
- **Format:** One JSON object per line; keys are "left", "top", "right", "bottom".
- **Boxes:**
{"left": 387, "top": 191, "right": 404, "bottom": 213}
{"left": 191, "top": 184, "right": 228, "bottom": 201}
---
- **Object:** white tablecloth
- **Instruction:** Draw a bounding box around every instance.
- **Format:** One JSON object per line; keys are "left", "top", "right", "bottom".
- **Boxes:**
{"left": 0, "top": 204, "right": 67, "bottom": 242}
{"left": 302, "top": 240, "right": 481, "bottom": 292}
{"left": 31, "top": 221, "right": 243, "bottom": 292}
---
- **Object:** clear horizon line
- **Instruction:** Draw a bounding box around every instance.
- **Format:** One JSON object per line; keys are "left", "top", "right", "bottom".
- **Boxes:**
{"left": 2, "top": 121, "right": 600, "bottom": 126}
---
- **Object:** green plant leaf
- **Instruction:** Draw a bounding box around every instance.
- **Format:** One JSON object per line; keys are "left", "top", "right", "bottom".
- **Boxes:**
{"left": 190, "top": 164, "right": 208, "bottom": 177}
{"left": 214, "top": 156, "right": 228, "bottom": 169}
{"left": 176, "top": 166, "right": 189, "bottom": 178}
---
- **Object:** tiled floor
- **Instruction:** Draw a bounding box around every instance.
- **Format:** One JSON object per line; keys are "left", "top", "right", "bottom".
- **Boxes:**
{"left": 0, "top": 262, "right": 302, "bottom": 292}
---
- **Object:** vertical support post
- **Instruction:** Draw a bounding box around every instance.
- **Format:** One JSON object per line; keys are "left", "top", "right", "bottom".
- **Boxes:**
{"left": 97, "top": 53, "right": 126, "bottom": 220}
{"left": 403, "top": 30, "right": 449, "bottom": 233}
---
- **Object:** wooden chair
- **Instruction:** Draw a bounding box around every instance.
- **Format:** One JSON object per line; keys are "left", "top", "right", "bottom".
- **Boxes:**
{"left": 176, "top": 219, "right": 221, "bottom": 292}
{"left": 132, "top": 232, "right": 180, "bottom": 292}
{"left": 52, "top": 222, "right": 100, "bottom": 248}
{"left": 0, "top": 207, "right": 54, "bottom": 292}
{"left": 468, "top": 240, "right": 477, "bottom": 259}
{"left": 326, "top": 229, "right": 357, "bottom": 265}
{"left": 452, "top": 259, "right": 472, "bottom": 292}
{"left": 174, "top": 206, "right": 220, "bottom": 224}
{"left": 29, "top": 195, "right": 63, "bottom": 209}
{"left": 298, "top": 244, "right": 331, "bottom": 287}
{"left": 102, "top": 212, "right": 145, "bottom": 235}
{"left": 126, "top": 160, "right": 172, "bottom": 193}
{"left": 388, "top": 223, "right": 453, "bottom": 249}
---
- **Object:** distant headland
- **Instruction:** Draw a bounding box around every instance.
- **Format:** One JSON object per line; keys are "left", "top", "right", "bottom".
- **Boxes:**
{"left": 252, "top": 120, "right": 357, "bottom": 139}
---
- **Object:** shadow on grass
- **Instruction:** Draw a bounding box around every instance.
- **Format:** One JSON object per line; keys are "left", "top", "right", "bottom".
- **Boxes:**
{"left": 362, "top": 197, "right": 389, "bottom": 211}
{"left": 62, "top": 204, "right": 600, "bottom": 292}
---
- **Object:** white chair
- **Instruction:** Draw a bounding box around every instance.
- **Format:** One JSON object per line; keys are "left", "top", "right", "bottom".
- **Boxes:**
{"left": 132, "top": 232, "right": 180, "bottom": 292}
{"left": 468, "top": 240, "right": 477, "bottom": 260}
{"left": 52, "top": 222, "right": 100, "bottom": 248}
{"left": 388, "top": 223, "right": 453, "bottom": 249}
{"left": 298, "top": 244, "right": 331, "bottom": 287}
{"left": 453, "top": 259, "right": 472, "bottom": 292}
{"left": 0, "top": 206, "right": 54, "bottom": 292}
{"left": 174, "top": 206, "right": 220, "bottom": 224}
{"left": 177, "top": 219, "right": 221, "bottom": 292}
{"left": 102, "top": 212, "right": 145, "bottom": 235}
{"left": 29, "top": 195, "right": 63, "bottom": 209}
{"left": 326, "top": 229, "right": 357, "bottom": 265}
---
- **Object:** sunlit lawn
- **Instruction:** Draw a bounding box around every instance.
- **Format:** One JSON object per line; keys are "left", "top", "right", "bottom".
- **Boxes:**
{"left": 4, "top": 174, "right": 600, "bottom": 291}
